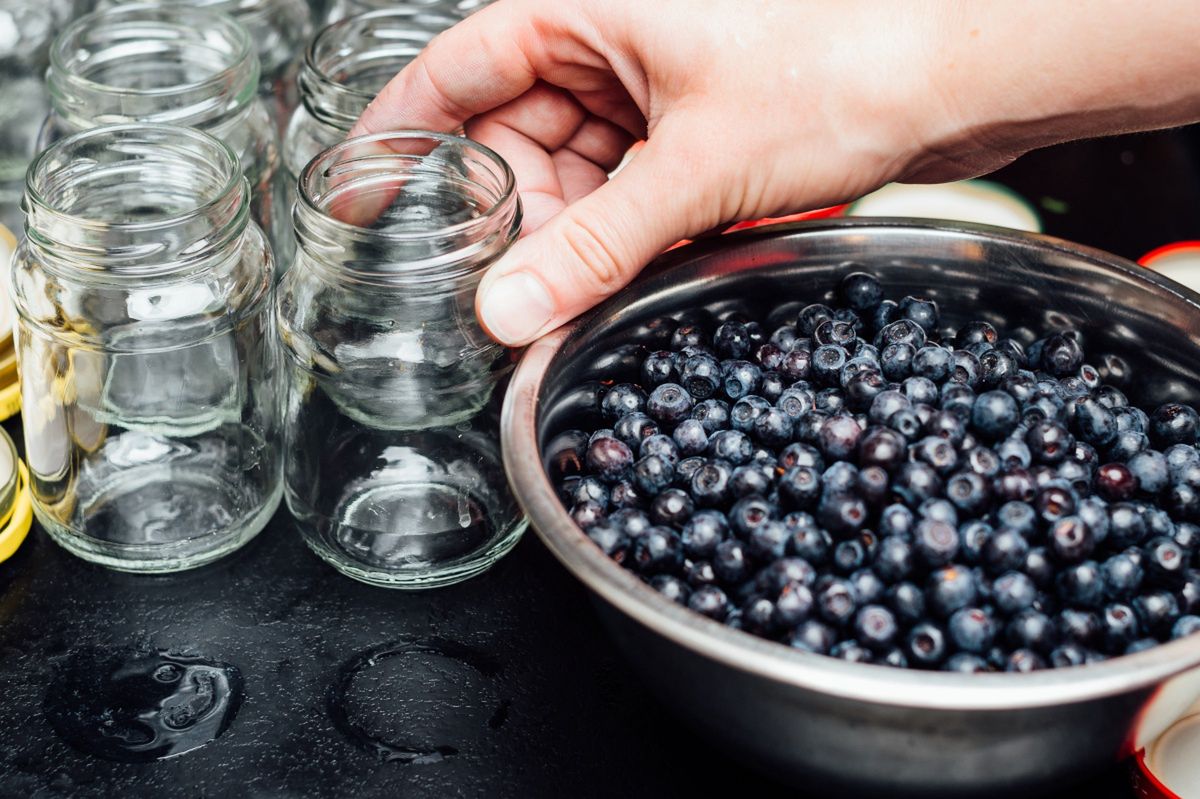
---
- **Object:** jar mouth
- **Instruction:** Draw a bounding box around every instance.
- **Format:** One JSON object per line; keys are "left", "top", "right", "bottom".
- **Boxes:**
{"left": 23, "top": 123, "right": 249, "bottom": 275}
{"left": 331, "top": 0, "right": 490, "bottom": 19}
{"left": 105, "top": 0, "right": 276, "bottom": 24}
{"left": 300, "top": 9, "right": 460, "bottom": 130}
{"left": 49, "top": 5, "right": 259, "bottom": 127}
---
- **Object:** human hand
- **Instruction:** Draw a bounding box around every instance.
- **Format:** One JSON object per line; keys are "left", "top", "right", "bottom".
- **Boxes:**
{"left": 353, "top": 0, "right": 1200, "bottom": 346}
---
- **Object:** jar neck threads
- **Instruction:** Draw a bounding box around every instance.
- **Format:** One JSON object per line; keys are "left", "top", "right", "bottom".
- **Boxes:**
{"left": 328, "top": 0, "right": 489, "bottom": 23}
{"left": 294, "top": 131, "right": 520, "bottom": 287}
{"left": 23, "top": 124, "right": 251, "bottom": 279}
{"left": 48, "top": 5, "right": 260, "bottom": 130}
{"left": 299, "top": 9, "right": 458, "bottom": 132}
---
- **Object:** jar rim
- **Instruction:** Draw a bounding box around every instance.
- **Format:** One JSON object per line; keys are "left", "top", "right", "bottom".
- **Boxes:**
{"left": 297, "top": 130, "right": 517, "bottom": 243}
{"left": 50, "top": 4, "right": 258, "bottom": 105}
{"left": 24, "top": 123, "right": 245, "bottom": 240}
{"left": 303, "top": 9, "right": 461, "bottom": 108}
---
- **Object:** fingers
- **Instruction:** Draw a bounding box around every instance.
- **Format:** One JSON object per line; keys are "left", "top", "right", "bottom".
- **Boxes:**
{"left": 475, "top": 137, "right": 707, "bottom": 347}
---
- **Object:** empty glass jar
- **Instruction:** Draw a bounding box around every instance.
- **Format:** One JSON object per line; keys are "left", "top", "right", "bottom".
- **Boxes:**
{"left": 284, "top": 8, "right": 461, "bottom": 195}
{"left": 44, "top": 4, "right": 294, "bottom": 269}
{"left": 102, "top": 0, "right": 312, "bottom": 133}
{"left": 11, "top": 124, "right": 282, "bottom": 572}
{"left": 278, "top": 131, "right": 527, "bottom": 588}
{"left": 324, "top": 0, "right": 487, "bottom": 25}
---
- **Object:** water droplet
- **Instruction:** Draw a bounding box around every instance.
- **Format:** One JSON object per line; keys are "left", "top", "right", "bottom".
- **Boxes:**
{"left": 44, "top": 647, "right": 243, "bottom": 762}
{"left": 328, "top": 639, "right": 502, "bottom": 764}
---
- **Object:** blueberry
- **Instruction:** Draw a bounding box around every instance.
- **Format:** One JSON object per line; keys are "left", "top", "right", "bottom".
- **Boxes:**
{"left": 673, "top": 456, "right": 705, "bottom": 490}
{"left": 817, "top": 578, "right": 858, "bottom": 627}
{"left": 720, "top": 360, "right": 762, "bottom": 401}
{"left": 690, "top": 398, "right": 730, "bottom": 435}
{"left": 752, "top": 407, "right": 794, "bottom": 447}
{"left": 687, "top": 585, "right": 731, "bottom": 620}
{"left": 789, "top": 525, "right": 832, "bottom": 566}
{"left": 728, "top": 464, "right": 773, "bottom": 499}
{"left": 1025, "top": 421, "right": 1073, "bottom": 465}
{"left": 712, "top": 539, "right": 751, "bottom": 584}
{"left": 776, "top": 388, "right": 814, "bottom": 425}
{"left": 924, "top": 410, "right": 967, "bottom": 449}
{"left": 1107, "top": 503, "right": 1149, "bottom": 548}
{"left": 1172, "top": 615, "right": 1200, "bottom": 639}
{"left": 680, "top": 510, "right": 729, "bottom": 558}
{"left": 632, "top": 455, "right": 674, "bottom": 496}
{"left": 690, "top": 459, "right": 733, "bottom": 507}
{"left": 639, "top": 434, "right": 680, "bottom": 465}
{"left": 562, "top": 475, "right": 610, "bottom": 508}
{"left": 818, "top": 492, "right": 868, "bottom": 538}
{"left": 1143, "top": 536, "right": 1187, "bottom": 587}
{"left": 672, "top": 419, "right": 710, "bottom": 457}
{"left": 729, "top": 494, "right": 773, "bottom": 539}
{"left": 984, "top": 528, "right": 1030, "bottom": 575}
{"left": 897, "top": 296, "right": 939, "bottom": 333}
{"left": 631, "top": 526, "right": 683, "bottom": 574}
{"left": 881, "top": 342, "right": 915, "bottom": 382}
{"left": 993, "top": 571, "right": 1037, "bottom": 615}
{"left": 970, "top": 390, "right": 1020, "bottom": 441}
{"left": 707, "top": 429, "right": 753, "bottom": 465}
{"left": 1034, "top": 483, "right": 1077, "bottom": 528}
{"left": 858, "top": 426, "right": 907, "bottom": 472}
{"left": 1151, "top": 403, "right": 1200, "bottom": 447}
{"left": 857, "top": 466, "right": 890, "bottom": 508}
{"left": 645, "top": 382, "right": 693, "bottom": 426}
{"left": 1102, "top": 603, "right": 1141, "bottom": 651}
{"left": 610, "top": 508, "right": 652, "bottom": 538}
{"left": 1050, "top": 516, "right": 1094, "bottom": 564}
{"left": 671, "top": 323, "right": 708, "bottom": 350}
{"left": 601, "top": 383, "right": 647, "bottom": 420}
{"left": 913, "top": 346, "right": 952, "bottom": 382}
{"left": 877, "top": 505, "right": 914, "bottom": 540}
{"left": 789, "top": 620, "right": 837, "bottom": 654}
{"left": 586, "top": 523, "right": 630, "bottom": 562}
{"left": 1071, "top": 398, "right": 1117, "bottom": 447}
{"left": 854, "top": 605, "right": 898, "bottom": 652}
{"left": 797, "top": 303, "right": 835, "bottom": 336}
{"left": 651, "top": 574, "right": 692, "bottom": 605}
{"left": 729, "top": 396, "right": 770, "bottom": 435}
{"left": 772, "top": 582, "right": 816, "bottom": 628}
{"left": 927, "top": 566, "right": 977, "bottom": 617}
{"left": 949, "top": 607, "right": 996, "bottom": 654}
{"left": 1048, "top": 643, "right": 1089, "bottom": 668}
{"left": 950, "top": 350, "right": 982, "bottom": 387}
{"left": 1056, "top": 561, "right": 1104, "bottom": 608}
{"left": 872, "top": 537, "right": 914, "bottom": 583}
{"left": 1128, "top": 450, "right": 1169, "bottom": 496}
{"left": 641, "top": 351, "right": 678, "bottom": 387}
{"left": 680, "top": 353, "right": 722, "bottom": 400}
{"left": 817, "top": 414, "right": 861, "bottom": 461}
{"left": 779, "top": 349, "right": 813, "bottom": 382}
{"left": 837, "top": 271, "right": 883, "bottom": 312}
{"left": 754, "top": 342, "right": 787, "bottom": 371}
{"left": 748, "top": 520, "right": 790, "bottom": 562}
{"left": 1039, "top": 334, "right": 1084, "bottom": 376}
{"left": 812, "top": 344, "right": 849, "bottom": 385}
{"left": 914, "top": 519, "right": 960, "bottom": 568}
{"left": 586, "top": 437, "right": 635, "bottom": 484}
{"left": 891, "top": 462, "right": 942, "bottom": 508}
{"left": 650, "top": 488, "right": 694, "bottom": 528}
{"left": 1006, "top": 609, "right": 1058, "bottom": 654}
{"left": 905, "top": 622, "right": 948, "bottom": 668}
{"left": 844, "top": 370, "right": 887, "bottom": 412}
{"left": 958, "top": 519, "right": 994, "bottom": 565}
{"left": 941, "top": 653, "right": 988, "bottom": 673}
{"left": 778, "top": 466, "right": 821, "bottom": 511}
{"left": 756, "top": 557, "right": 818, "bottom": 593}
{"left": 713, "top": 321, "right": 753, "bottom": 359}
{"left": 979, "top": 349, "right": 1018, "bottom": 387}
{"left": 1056, "top": 608, "right": 1102, "bottom": 648}
{"left": 685, "top": 559, "right": 718, "bottom": 588}
{"left": 946, "top": 471, "right": 991, "bottom": 516}
{"left": 813, "top": 388, "right": 846, "bottom": 416}
{"left": 1005, "top": 649, "right": 1047, "bottom": 672}
{"left": 1109, "top": 430, "right": 1150, "bottom": 461}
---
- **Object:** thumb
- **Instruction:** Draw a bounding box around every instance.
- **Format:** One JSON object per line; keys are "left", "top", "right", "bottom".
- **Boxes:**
{"left": 476, "top": 140, "right": 706, "bottom": 346}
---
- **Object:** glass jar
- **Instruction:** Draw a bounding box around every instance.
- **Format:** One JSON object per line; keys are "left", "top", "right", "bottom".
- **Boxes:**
{"left": 42, "top": 4, "right": 294, "bottom": 273}
{"left": 102, "top": 0, "right": 312, "bottom": 134}
{"left": 0, "top": 0, "right": 73, "bottom": 233}
{"left": 324, "top": 0, "right": 487, "bottom": 25}
{"left": 11, "top": 124, "right": 282, "bottom": 572}
{"left": 284, "top": 9, "right": 460, "bottom": 202}
{"left": 278, "top": 131, "right": 527, "bottom": 588}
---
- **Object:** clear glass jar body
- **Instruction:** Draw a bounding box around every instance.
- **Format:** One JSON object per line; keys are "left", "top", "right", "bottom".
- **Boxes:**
{"left": 101, "top": 0, "right": 312, "bottom": 133}
{"left": 283, "top": 9, "right": 459, "bottom": 214}
{"left": 12, "top": 124, "right": 282, "bottom": 572}
{"left": 45, "top": 4, "right": 294, "bottom": 271}
{"left": 278, "top": 131, "right": 526, "bottom": 588}
{"left": 323, "top": 0, "right": 487, "bottom": 25}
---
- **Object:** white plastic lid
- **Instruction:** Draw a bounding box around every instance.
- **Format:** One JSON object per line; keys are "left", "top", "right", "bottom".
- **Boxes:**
{"left": 848, "top": 180, "right": 1043, "bottom": 232}
{"left": 1140, "top": 242, "right": 1200, "bottom": 294}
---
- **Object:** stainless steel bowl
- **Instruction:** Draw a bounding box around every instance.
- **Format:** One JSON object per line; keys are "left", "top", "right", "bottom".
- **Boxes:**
{"left": 501, "top": 219, "right": 1200, "bottom": 797}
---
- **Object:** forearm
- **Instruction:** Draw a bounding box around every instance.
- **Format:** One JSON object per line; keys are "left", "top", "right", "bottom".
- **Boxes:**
{"left": 908, "top": 1, "right": 1200, "bottom": 181}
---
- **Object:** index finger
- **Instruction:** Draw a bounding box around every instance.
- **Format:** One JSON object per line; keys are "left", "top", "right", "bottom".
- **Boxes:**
{"left": 351, "top": 0, "right": 585, "bottom": 137}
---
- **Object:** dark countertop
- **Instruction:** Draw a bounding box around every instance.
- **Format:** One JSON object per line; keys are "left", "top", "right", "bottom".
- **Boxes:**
{"left": 3, "top": 128, "right": 1200, "bottom": 799}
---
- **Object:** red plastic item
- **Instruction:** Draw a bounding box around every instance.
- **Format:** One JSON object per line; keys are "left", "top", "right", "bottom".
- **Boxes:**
{"left": 1132, "top": 749, "right": 1181, "bottom": 799}
{"left": 1139, "top": 240, "right": 1200, "bottom": 267}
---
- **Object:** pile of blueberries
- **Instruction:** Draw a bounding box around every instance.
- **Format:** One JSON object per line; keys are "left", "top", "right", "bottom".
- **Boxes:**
{"left": 549, "top": 271, "right": 1200, "bottom": 672}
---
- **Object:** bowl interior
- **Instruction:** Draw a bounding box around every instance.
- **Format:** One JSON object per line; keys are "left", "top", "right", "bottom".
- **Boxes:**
{"left": 512, "top": 219, "right": 1200, "bottom": 708}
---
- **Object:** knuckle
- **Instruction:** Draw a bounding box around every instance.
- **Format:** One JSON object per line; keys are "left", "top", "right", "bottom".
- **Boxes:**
{"left": 560, "top": 215, "right": 630, "bottom": 298}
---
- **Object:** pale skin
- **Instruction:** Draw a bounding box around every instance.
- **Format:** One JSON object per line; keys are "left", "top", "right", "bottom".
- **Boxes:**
{"left": 351, "top": 0, "right": 1200, "bottom": 346}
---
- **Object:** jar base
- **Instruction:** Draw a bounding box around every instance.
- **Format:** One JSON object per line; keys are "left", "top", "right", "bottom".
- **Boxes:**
{"left": 289, "top": 483, "right": 527, "bottom": 590}
{"left": 36, "top": 477, "right": 282, "bottom": 574}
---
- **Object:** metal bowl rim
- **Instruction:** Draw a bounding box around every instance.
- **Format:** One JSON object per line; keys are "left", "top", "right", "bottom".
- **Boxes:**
{"left": 502, "top": 218, "right": 1200, "bottom": 712}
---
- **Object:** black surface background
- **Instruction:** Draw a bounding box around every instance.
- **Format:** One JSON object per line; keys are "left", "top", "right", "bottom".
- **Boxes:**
{"left": 3, "top": 128, "right": 1200, "bottom": 798}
